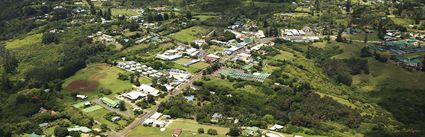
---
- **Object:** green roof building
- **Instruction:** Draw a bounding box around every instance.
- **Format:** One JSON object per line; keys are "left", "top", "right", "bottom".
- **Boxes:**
{"left": 100, "top": 97, "right": 119, "bottom": 108}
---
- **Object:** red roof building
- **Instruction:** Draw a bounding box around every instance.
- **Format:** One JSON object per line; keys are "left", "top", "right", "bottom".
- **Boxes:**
{"left": 173, "top": 128, "right": 182, "bottom": 137}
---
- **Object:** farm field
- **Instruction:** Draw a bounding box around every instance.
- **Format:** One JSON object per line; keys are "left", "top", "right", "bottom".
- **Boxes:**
{"left": 63, "top": 63, "right": 133, "bottom": 98}
{"left": 127, "top": 119, "right": 229, "bottom": 137}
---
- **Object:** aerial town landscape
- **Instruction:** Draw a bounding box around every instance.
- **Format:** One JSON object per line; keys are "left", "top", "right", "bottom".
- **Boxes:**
{"left": 0, "top": 0, "right": 424, "bottom": 137}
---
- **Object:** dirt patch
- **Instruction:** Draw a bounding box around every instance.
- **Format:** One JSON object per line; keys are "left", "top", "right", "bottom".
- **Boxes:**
{"left": 65, "top": 80, "right": 98, "bottom": 92}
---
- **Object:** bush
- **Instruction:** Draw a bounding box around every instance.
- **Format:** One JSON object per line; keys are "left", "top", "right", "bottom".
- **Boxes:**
{"left": 207, "top": 129, "right": 218, "bottom": 135}
{"left": 198, "top": 128, "right": 205, "bottom": 134}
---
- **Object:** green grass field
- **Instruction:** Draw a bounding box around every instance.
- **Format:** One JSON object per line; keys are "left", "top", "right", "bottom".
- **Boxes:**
{"left": 344, "top": 32, "right": 381, "bottom": 42}
{"left": 63, "top": 63, "right": 133, "bottom": 98}
{"left": 194, "top": 15, "right": 217, "bottom": 21}
{"left": 171, "top": 26, "right": 210, "bottom": 43}
{"left": 5, "top": 33, "right": 42, "bottom": 49}
{"left": 128, "top": 119, "right": 229, "bottom": 137}
{"left": 139, "top": 76, "right": 152, "bottom": 84}
{"left": 111, "top": 8, "right": 140, "bottom": 17}
{"left": 206, "top": 45, "right": 224, "bottom": 54}
{"left": 190, "top": 62, "right": 210, "bottom": 70}
{"left": 85, "top": 108, "right": 128, "bottom": 130}
{"left": 82, "top": 105, "right": 103, "bottom": 112}
{"left": 174, "top": 58, "right": 192, "bottom": 65}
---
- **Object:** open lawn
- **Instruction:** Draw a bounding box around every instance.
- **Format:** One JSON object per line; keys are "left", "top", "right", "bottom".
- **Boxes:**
{"left": 5, "top": 33, "right": 42, "bottom": 49}
{"left": 111, "top": 8, "right": 139, "bottom": 17}
{"left": 206, "top": 45, "right": 224, "bottom": 54}
{"left": 63, "top": 63, "right": 133, "bottom": 98}
{"left": 190, "top": 62, "right": 210, "bottom": 70}
{"left": 174, "top": 58, "right": 193, "bottom": 65}
{"left": 171, "top": 26, "right": 210, "bottom": 43}
{"left": 139, "top": 76, "right": 152, "bottom": 84}
{"left": 128, "top": 119, "right": 229, "bottom": 137}
{"left": 343, "top": 33, "right": 381, "bottom": 42}
{"left": 86, "top": 108, "right": 128, "bottom": 130}
{"left": 194, "top": 15, "right": 217, "bottom": 21}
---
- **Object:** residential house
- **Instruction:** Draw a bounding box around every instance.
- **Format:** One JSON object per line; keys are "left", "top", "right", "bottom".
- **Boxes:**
{"left": 173, "top": 128, "right": 182, "bottom": 137}
{"left": 204, "top": 54, "right": 221, "bottom": 63}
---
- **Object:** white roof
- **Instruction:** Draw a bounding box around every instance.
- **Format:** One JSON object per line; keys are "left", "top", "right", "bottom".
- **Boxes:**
{"left": 143, "top": 119, "right": 154, "bottom": 124}
{"left": 206, "top": 54, "right": 220, "bottom": 59}
{"left": 76, "top": 95, "right": 87, "bottom": 99}
{"left": 150, "top": 112, "right": 162, "bottom": 120}
{"left": 122, "top": 91, "right": 146, "bottom": 100}
{"left": 269, "top": 124, "right": 284, "bottom": 130}
{"left": 139, "top": 84, "right": 160, "bottom": 96}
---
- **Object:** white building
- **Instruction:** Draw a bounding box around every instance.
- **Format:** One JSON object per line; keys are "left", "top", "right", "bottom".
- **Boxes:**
{"left": 122, "top": 91, "right": 146, "bottom": 100}
{"left": 138, "top": 84, "right": 160, "bottom": 96}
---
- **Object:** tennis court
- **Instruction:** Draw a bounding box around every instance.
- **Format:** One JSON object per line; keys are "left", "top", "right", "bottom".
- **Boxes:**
{"left": 82, "top": 105, "right": 103, "bottom": 113}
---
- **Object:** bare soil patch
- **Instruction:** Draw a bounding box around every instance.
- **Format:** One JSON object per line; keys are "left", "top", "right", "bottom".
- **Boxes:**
{"left": 66, "top": 80, "right": 98, "bottom": 92}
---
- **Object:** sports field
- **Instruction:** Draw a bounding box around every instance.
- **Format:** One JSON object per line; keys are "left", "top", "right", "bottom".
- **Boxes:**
{"left": 63, "top": 63, "right": 133, "bottom": 98}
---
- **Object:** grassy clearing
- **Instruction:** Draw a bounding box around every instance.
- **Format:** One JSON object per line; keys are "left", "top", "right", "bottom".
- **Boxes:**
{"left": 139, "top": 76, "right": 152, "bottom": 84}
{"left": 111, "top": 8, "right": 139, "bottom": 17}
{"left": 331, "top": 42, "right": 365, "bottom": 59}
{"left": 190, "top": 62, "right": 210, "bottom": 70}
{"left": 171, "top": 26, "right": 210, "bottom": 43}
{"left": 353, "top": 58, "right": 425, "bottom": 92}
{"left": 5, "top": 33, "right": 43, "bottom": 49}
{"left": 174, "top": 58, "right": 192, "bottom": 65}
{"left": 128, "top": 119, "right": 228, "bottom": 137}
{"left": 344, "top": 33, "right": 381, "bottom": 42}
{"left": 206, "top": 45, "right": 224, "bottom": 54}
{"left": 63, "top": 63, "right": 133, "bottom": 98}
{"left": 194, "top": 15, "right": 217, "bottom": 21}
{"left": 85, "top": 108, "right": 127, "bottom": 130}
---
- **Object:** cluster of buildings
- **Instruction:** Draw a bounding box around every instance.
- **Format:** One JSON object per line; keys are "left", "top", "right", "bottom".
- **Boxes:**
{"left": 280, "top": 27, "right": 320, "bottom": 43}
{"left": 117, "top": 61, "right": 165, "bottom": 78}
{"left": 369, "top": 30, "right": 424, "bottom": 69}
{"left": 122, "top": 84, "right": 161, "bottom": 100}
{"left": 156, "top": 45, "right": 200, "bottom": 60}
{"left": 88, "top": 31, "right": 117, "bottom": 44}
{"left": 142, "top": 112, "right": 170, "bottom": 128}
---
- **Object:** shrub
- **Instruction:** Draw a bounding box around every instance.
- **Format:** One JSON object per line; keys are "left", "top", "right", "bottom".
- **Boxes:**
{"left": 198, "top": 128, "right": 205, "bottom": 134}
{"left": 207, "top": 129, "right": 218, "bottom": 135}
